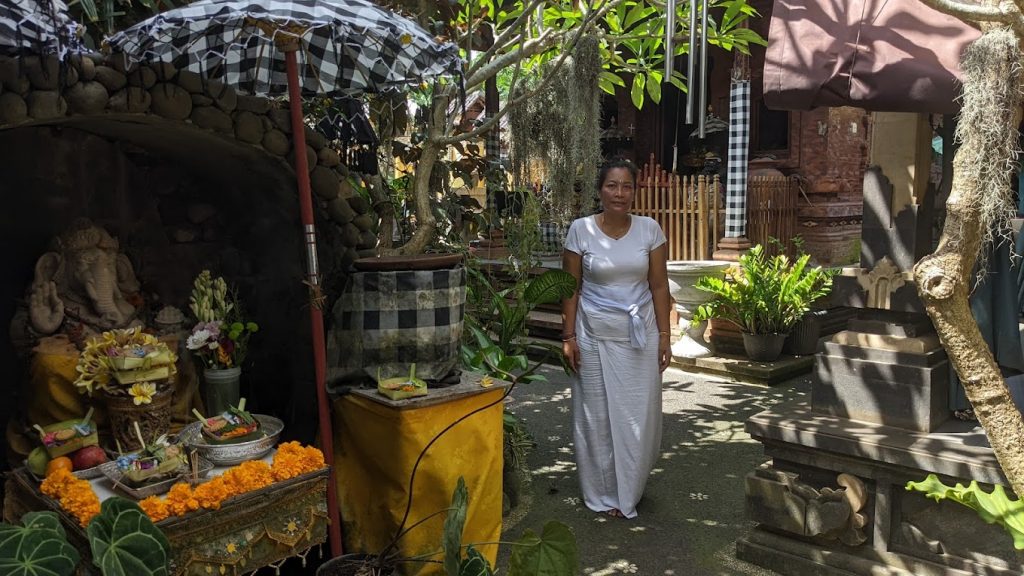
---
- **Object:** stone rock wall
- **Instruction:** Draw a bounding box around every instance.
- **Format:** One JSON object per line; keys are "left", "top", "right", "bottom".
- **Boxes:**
{"left": 0, "top": 53, "right": 378, "bottom": 268}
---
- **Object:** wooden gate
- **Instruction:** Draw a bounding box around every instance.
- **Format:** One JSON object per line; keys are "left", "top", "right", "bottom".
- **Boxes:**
{"left": 746, "top": 175, "right": 798, "bottom": 257}
{"left": 634, "top": 155, "right": 720, "bottom": 261}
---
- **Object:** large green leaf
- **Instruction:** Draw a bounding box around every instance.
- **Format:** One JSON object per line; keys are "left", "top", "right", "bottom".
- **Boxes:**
{"left": 458, "top": 546, "right": 493, "bottom": 576}
{"left": 0, "top": 511, "right": 79, "bottom": 576}
{"left": 630, "top": 73, "right": 646, "bottom": 110}
{"left": 87, "top": 498, "right": 170, "bottom": 576}
{"left": 523, "top": 270, "right": 576, "bottom": 306}
{"left": 443, "top": 478, "right": 469, "bottom": 576}
{"left": 906, "top": 474, "right": 1024, "bottom": 549}
{"left": 507, "top": 521, "right": 577, "bottom": 576}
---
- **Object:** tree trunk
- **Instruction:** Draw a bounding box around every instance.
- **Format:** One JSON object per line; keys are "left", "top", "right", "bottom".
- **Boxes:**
{"left": 913, "top": 28, "right": 1024, "bottom": 496}
{"left": 383, "top": 92, "right": 448, "bottom": 256}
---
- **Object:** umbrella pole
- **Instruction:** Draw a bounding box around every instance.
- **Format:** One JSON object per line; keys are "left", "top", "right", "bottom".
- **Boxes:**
{"left": 285, "top": 48, "right": 343, "bottom": 558}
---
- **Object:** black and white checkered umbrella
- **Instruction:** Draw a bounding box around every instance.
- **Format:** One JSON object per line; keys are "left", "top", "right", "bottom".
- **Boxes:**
{"left": 0, "top": 0, "right": 83, "bottom": 59}
{"left": 104, "top": 0, "right": 462, "bottom": 97}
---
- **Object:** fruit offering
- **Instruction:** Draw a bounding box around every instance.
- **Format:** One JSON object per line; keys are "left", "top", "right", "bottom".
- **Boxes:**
{"left": 34, "top": 408, "right": 98, "bottom": 458}
{"left": 193, "top": 398, "right": 263, "bottom": 445}
{"left": 377, "top": 364, "right": 428, "bottom": 401}
{"left": 45, "top": 456, "right": 73, "bottom": 477}
{"left": 70, "top": 445, "right": 108, "bottom": 471}
{"left": 115, "top": 423, "right": 188, "bottom": 486}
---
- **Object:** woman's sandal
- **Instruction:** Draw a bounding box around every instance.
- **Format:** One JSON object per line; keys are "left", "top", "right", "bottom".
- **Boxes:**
{"left": 604, "top": 509, "right": 625, "bottom": 518}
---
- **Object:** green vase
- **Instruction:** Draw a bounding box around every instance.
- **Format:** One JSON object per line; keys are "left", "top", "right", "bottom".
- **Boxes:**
{"left": 202, "top": 366, "right": 242, "bottom": 416}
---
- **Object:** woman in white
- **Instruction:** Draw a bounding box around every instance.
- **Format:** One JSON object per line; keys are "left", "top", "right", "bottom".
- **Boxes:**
{"left": 561, "top": 158, "right": 671, "bottom": 518}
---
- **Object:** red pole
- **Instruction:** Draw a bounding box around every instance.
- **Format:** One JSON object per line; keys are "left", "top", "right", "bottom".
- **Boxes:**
{"left": 285, "top": 48, "right": 343, "bottom": 558}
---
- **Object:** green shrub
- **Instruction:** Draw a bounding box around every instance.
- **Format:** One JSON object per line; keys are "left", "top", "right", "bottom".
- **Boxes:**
{"left": 692, "top": 244, "right": 833, "bottom": 335}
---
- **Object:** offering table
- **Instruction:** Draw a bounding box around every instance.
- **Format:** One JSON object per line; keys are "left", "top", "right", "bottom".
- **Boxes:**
{"left": 3, "top": 460, "right": 330, "bottom": 576}
{"left": 332, "top": 372, "right": 509, "bottom": 574}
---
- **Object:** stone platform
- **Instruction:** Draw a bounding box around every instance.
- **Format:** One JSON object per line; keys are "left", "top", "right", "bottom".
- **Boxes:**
{"left": 672, "top": 353, "right": 815, "bottom": 385}
{"left": 736, "top": 400, "right": 1021, "bottom": 576}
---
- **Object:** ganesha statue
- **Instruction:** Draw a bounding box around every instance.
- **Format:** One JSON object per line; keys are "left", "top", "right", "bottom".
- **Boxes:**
{"left": 27, "top": 218, "right": 141, "bottom": 336}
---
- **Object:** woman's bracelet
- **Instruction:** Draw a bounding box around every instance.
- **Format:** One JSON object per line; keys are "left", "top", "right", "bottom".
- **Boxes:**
{"left": 562, "top": 334, "right": 577, "bottom": 342}
{"left": 658, "top": 331, "right": 669, "bottom": 336}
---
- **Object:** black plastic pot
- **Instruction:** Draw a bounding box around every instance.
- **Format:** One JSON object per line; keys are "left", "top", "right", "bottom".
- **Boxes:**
{"left": 316, "top": 553, "right": 394, "bottom": 576}
{"left": 742, "top": 333, "right": 787, "bottom": 362}
{"left": 783, "top": 309, "right": 827, "bottom": 356}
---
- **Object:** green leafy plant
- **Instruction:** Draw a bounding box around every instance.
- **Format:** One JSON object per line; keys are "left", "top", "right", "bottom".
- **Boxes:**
{"left": 503, "top": 412, "right": 536, "bottom": 474}
{"left": 462, "top": 268, "right": 576, "bottom": 382}
{"left": 440, "top": 478, "right": 578, "bottom": 576}
{"left": 0, "top": 498, "right": 170, "bottom": 576}
{"left": 322, "top": 477, "right": 577, "bottom": 576}
{"left": 0, "top": 511, "right": 80, "bottom": 576}
{"left": 906, "top": 474, "right": 1024, "bottom": 550}
{"left": 692, "top": 244, "right": 833, "bottom": 335}
{"left": 87, "top": 498, "right": 171, "bottom": 576}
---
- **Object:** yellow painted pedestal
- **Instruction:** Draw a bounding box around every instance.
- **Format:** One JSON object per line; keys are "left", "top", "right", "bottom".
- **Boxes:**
{"left": 332, "top": 374, "right": 507, "bottom": 574}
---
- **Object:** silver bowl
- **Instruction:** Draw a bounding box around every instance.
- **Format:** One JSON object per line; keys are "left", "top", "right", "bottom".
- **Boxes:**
{"left": 178, "top": 414, "right": 283, "bottom": 466}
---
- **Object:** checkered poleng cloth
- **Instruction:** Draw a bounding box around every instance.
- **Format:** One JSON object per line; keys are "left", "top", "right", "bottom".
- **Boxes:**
{"left": 725, "top": 79, "right": 751, "bottom": 238}
{"left": 538, "top": 221, "right": 567, "bottom": 255}
{"left": 328, "top": 267, "right": 466, "bottom": 390}
{"left": 104, "top": 0, "right": 462, "bottom": 98}
{"left": 0, "top": 0, "right": 83, "bottom": 58}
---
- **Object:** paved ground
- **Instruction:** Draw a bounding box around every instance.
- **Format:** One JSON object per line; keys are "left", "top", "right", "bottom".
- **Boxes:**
{"left": 496, "top": 363, "right": 811, "bottom": 576}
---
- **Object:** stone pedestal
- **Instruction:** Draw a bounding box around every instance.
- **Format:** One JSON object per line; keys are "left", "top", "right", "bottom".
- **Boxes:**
{"left": 813, "top": 331, "right": 950, "bottom": 433}
{"left": 736, "top": 402, "right": 1019, "bottom": 576}
{"left": 736, "top": 311, "right": 1019, "bottom": 576}
{"left": 665, "top": 260, "right": 730, "bottom": 359}
{"left": 712, "top": 236, "right": 752, "bottom": 261}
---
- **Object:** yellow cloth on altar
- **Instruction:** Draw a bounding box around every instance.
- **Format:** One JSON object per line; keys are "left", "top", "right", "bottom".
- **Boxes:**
{"left": 333, "top": 387, "right": 504, "bottom": 575}
{"left": 8, "top": 335, "right": 201, "bottom": 459}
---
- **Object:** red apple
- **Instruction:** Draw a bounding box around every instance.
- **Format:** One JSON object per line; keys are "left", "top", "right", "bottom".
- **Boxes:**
{"left": 70, "top": 445, "right": 108, "bottom": 471}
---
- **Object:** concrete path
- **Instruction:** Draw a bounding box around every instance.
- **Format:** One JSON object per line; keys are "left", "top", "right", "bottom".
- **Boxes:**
{"left": 497, "top": 364, "right": 810, "bottom": 575}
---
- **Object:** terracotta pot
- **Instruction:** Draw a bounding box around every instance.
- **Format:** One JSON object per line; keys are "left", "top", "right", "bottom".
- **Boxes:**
{"left": 101, "top": 384, "right": 173, "bottom": 450}
{"left": 742, "top": 333, "right": 787, "bottom": 362}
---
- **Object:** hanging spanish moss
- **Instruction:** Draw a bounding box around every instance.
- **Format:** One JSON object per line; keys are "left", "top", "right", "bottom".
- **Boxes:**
{"left": 509, "top": 33, "right": 602, "bottom": 225}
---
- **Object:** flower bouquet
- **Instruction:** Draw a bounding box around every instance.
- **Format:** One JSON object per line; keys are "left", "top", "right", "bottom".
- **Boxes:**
{"left": 186, "top": 271, "right": 258, "bottom": 415}
{"left": 186, "top": 271, "right": 259, "bottom": 370}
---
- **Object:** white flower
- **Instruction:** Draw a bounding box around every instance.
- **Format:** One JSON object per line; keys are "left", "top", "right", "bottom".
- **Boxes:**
{"left": 689, "top": 492, "right": 710, "bottom": 501}
{"left": 186, "top": 329, "right": 212, "bottom": 350}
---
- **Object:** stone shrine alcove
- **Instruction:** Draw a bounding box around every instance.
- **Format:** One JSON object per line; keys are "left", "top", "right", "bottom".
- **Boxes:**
{"left": 0, "top": 118, "right": 354, "bottom": 458}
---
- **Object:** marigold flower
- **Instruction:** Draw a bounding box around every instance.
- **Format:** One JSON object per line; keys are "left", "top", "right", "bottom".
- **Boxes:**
{"left": 41, "top": 468, "right": 100, "bottom": 526}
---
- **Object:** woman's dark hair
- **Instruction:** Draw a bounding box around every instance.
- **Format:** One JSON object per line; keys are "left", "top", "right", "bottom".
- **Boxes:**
{"left": 597, "top": 158, "right": 639, "bottom": 190}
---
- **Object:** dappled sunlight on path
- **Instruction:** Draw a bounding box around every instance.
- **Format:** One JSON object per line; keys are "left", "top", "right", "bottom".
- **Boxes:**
{"left": 499, "top": 364, "right": 806, "bottom": 575}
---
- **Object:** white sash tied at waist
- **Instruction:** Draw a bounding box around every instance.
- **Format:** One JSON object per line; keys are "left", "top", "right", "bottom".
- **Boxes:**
{"left": 579, "top": 283, "right": 652, "bottom": 349}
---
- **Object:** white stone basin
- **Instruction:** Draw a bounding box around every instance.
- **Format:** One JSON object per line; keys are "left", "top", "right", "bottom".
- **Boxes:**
{"left": 666, "top": 260, "right": 730, "bottom": 358}
{"left": 666, "top": 260, "right": 731, "bottom": 310}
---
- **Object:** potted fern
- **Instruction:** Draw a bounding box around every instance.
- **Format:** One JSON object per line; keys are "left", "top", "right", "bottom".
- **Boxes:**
{"left": 691, "top": 245, "right": 833, "bottom": 362}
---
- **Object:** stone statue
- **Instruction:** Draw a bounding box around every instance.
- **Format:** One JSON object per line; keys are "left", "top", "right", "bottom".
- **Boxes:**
{"left": 27, "top": 219, "right": 141, "bottom": 336}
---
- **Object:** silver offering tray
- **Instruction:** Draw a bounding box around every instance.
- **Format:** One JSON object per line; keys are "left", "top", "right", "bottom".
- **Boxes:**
{"left": 178, "top": 414, "right": 283, "bottom": 466}
{"left": 99, "top": 455, "right": 214, "bottom": 500}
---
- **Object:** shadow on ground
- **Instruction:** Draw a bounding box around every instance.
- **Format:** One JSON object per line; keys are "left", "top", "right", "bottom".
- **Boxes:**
{"left": 497, "top": 364, "right": 809, "bottom": 576}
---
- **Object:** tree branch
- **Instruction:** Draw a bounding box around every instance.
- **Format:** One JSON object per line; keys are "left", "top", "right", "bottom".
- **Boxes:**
{"left": 465, "top": 0, "right": 547, "bottom": 79}
{"left": 917, "top": 0, "right": 1024, "bottom": 33}
{"left": 914, "top": 26, "right": 1024, "bottom": 500}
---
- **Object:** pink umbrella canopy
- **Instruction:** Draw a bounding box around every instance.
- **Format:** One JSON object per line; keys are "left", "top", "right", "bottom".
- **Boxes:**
{"left": 764, "top": 0, "right": 980, "bottom": 113}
